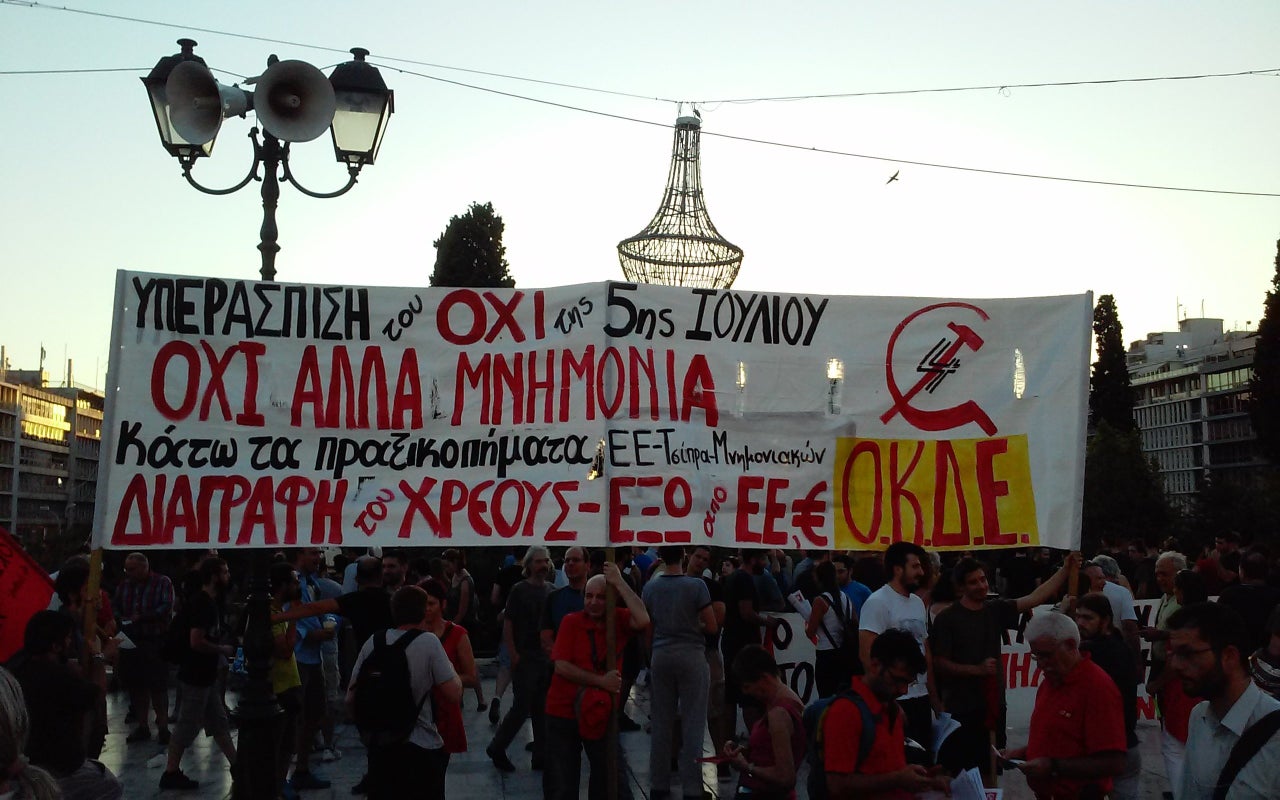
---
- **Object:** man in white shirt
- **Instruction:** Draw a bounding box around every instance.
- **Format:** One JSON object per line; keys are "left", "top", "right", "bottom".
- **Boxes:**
{"left": 1170, "top": 601, "right": 1280, "bottom": 800}
{"left": 1086, "top": 556, "right": 1141, "bottom": 669}
{"left": 858, "top": 541, "right": 938, "bottom": 763}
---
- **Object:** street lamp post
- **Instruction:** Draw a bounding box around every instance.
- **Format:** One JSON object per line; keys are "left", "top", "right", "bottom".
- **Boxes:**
{"left": 141, "top": 40, "right": 394, "bottom": 798}
{"left": 141, "top": 39, "right": 394, "bottom": 280}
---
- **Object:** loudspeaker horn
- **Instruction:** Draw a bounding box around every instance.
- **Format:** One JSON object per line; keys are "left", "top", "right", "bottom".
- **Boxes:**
{"left": 165, "top": 61, "right": 250, "bottom": 145}
{"left": 254, "top": 59, "right": 336, "bottom": 143}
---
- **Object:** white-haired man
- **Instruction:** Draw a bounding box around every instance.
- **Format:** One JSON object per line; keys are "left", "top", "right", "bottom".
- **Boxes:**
{"left": 1001, "top": 611, "right": 1127, "bottom": 800}
{"left": 1142, "top": 550, "right": 1188, "bottom": 793}
{"left": 1086, "top": 555, "right": 1141, "bottom": 669}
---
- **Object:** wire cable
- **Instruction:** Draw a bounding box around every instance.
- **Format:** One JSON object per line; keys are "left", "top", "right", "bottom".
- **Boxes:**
{"left": 5, "top": 0, "right": 1277, "bottom": 105}
{"left": 0, "top": 65, "right": 248, "bottom": 79}
{"left": 377, "top": 63, "right": 1280, "bottom": 198}
{"left": 0, "top": 0, "right": 677, "bottom": 102}
{"left": 4, "top": 0, "right": 1276, "bottom": 197}
{"left": 0, "top": 66, "right": 147, "bottom": 75}
{"left": 690, "top": 68, "right": 1280, "bottom": 105}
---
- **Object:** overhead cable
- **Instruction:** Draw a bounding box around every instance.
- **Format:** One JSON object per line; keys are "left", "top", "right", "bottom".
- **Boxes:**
{"left": 377, "top": 62, "right": 1280, "bottom": 198}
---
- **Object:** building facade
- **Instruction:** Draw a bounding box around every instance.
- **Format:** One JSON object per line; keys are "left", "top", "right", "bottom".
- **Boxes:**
{"left": 1127, "top": 318, "right": 1264, "bottom": 509}
{"left": 0, "top": 369, "right": 103, "bottom": 556}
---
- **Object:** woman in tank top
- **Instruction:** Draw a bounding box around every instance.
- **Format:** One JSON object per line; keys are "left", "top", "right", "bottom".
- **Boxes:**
{"left": 722, "top": 645, "right": 807, "bottom": 800}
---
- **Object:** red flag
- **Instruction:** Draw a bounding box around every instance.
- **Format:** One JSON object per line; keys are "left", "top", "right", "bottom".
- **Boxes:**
{"left": 0, "top": 528, "right": 56, "bottom": 662}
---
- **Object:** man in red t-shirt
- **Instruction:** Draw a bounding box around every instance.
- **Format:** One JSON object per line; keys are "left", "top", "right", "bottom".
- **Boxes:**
{"left": 822, "top": 628, "right": 950, "bottom": 799}
{"left": 1001, "top": 610, "right": 1127, "bottom": 799}
{"left": 545, "top": 562, "right": 650, "bottom": 800}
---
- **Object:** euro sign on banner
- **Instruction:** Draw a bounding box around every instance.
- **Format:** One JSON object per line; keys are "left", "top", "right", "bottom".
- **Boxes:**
{"left": 0, "top": 528, "right": 56, "bottom": 662}
{"left": 93, "top": 272, "right": 1091, "bottom": 552}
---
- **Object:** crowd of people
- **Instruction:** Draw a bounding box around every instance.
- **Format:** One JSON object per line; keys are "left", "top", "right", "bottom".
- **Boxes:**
{"left": 1, "top": 534, "right": 1280, "bottom": 799}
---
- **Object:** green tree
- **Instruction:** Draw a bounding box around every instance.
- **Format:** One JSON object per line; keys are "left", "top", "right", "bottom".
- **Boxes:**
{"left": 1249, "top": 239, "right": 1280, "bottom": 462}
{"left": 1090, "top": 294, "right": 1135, "bottom": 432}
{"left": 1192, "top": 469, "right": 1280, "bottom": 545}
{"left": 429, "top": 202, "right": 516, "bottom": 288}
{"left": 1082, "top": 420, "right": 1171, "bottom": 551}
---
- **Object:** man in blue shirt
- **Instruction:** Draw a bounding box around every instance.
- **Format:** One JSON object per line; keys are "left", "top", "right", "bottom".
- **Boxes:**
{"left": 290, "top": 547, "right": 334, "bottom": 791}
{"left": 835, "top": 555, "right": 871, "bottom": 616}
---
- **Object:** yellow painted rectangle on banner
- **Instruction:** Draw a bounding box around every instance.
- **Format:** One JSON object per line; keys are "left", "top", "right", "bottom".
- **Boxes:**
{"left": 833, "top": 435, "right": 1038, "bottom": 551}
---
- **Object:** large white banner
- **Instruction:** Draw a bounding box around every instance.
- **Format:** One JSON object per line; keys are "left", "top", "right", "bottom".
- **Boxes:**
{"left": 94, "top": 273, "right": 1090, "bottom": 550}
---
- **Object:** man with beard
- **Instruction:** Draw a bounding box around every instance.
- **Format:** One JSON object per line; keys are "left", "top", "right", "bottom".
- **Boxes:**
{"left": 858, "top": 541, "right": 938, "bottom": 760}
{"left": 932, "top": 553, "right": 1077, "bottom": 776}
{"left": 1171, "top": 602, "right": 1280, "bottom": 799}
{"left": 999, "top": 611, "right": 1126, "bottom": 800}
{"left": 161, "top": 557, "right": 237, "bottom": 791}
{"left": 1074, "top": 593, "right": 1141, "bottom": 800}
{"left": 722, "top": 550, "right": 780, "bottom": 737}
{"left": 381, "top": 550, "right": 407, "bottom": 593}
{"left": 487, "top": 546, "right": 554, "bottom": 772}
{"left": 819, "top": 628, "right": 949, "bottom": 799}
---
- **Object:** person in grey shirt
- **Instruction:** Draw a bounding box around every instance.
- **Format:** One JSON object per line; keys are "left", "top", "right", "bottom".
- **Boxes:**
{"left": 1171, "top": 602, "right": 1280, "bottom": 800}
{"left": 642, "top": 545, "right": 719, "bottom": 800}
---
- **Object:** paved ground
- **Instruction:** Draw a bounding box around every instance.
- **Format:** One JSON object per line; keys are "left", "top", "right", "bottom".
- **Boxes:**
{"left": 102, "top": 661, "right": 1174, "bottom": 798}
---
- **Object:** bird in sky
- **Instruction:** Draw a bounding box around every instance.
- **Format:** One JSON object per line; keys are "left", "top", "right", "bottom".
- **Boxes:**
{"left": 886, "top": 170, "right": 900, "bottom": 184}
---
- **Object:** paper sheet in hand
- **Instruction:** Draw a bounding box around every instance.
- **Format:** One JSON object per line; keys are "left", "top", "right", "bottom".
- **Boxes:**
{"left": 949, "top": 767, "right": 994, "bottom": 800}
{"left": 787, "top": 589, "right": 812, "bottom": 618}
{"left": 932, "top": 711, "right": 962, "bottom": 756}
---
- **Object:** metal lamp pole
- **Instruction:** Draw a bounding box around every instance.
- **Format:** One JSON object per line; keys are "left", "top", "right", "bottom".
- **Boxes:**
{"left": 141, "top": 39, "right": 394, "bottom": 797}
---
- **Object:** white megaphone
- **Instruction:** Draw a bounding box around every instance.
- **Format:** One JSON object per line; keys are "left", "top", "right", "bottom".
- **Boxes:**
{"left": 165, "top": 61, "right": 250, "bottom": 146}
{"left": 254, "top": 59, "right": 337, "bottom": 143}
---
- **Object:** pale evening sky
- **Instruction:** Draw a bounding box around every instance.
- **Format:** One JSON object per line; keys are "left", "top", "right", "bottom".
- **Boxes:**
{"left": 1, "top": 1, "right": 1277, "bottom": 390}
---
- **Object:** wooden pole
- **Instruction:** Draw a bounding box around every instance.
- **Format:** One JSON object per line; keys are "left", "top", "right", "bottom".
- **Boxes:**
{"left": 81, "top": 547, "right": 104, "bottom": 666}
{"left": 605, "top": 547, "right": 619, "bottom": 800}
{"left": 988, "top": 730, "right": 998, "bottom": 788}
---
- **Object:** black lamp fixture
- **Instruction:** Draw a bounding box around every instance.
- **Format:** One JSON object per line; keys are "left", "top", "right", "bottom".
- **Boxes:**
{"left": 140, "top": 40, "right": 395, "bottom": 281}
{"left": 140, "top": 39, "right": 213, "bottom": 162}
{"left": 329, "top": 48, "right": 395, "bottom": 167}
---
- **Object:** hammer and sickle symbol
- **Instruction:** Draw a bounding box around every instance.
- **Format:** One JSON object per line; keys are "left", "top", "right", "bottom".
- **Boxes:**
{"left": 879, "top": 302, "right": 998, "bottom": 435}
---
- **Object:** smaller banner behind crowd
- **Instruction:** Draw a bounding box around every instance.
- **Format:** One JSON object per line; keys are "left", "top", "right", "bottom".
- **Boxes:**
{"left": 94, "top": 272, "right": 1091, "bottom": 552}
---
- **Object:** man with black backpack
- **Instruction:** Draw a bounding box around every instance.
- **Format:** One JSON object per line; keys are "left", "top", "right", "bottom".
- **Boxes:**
{"left": 808, "top": 628, "right": 949, "bottom": 800}
{"left": 348, "top": 585, "right": 461, "bottom": 800}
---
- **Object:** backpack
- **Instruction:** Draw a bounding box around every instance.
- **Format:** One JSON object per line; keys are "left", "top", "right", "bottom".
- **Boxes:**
{"left": 802, "top": 690, "right": 876, "bottom": 800}
{"left": 353, "top": 629, "right": 427, "bottom": 747}
{"left": 817, "top": 592, "right": 862, "bottom": 676}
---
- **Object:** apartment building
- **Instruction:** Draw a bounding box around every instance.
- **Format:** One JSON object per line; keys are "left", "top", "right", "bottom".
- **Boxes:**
{"left": 0, "top": 367, "right": 103, "bottom": 550}
{"left": 1127, "top": 317, "right": 1263, "bottom": 508}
